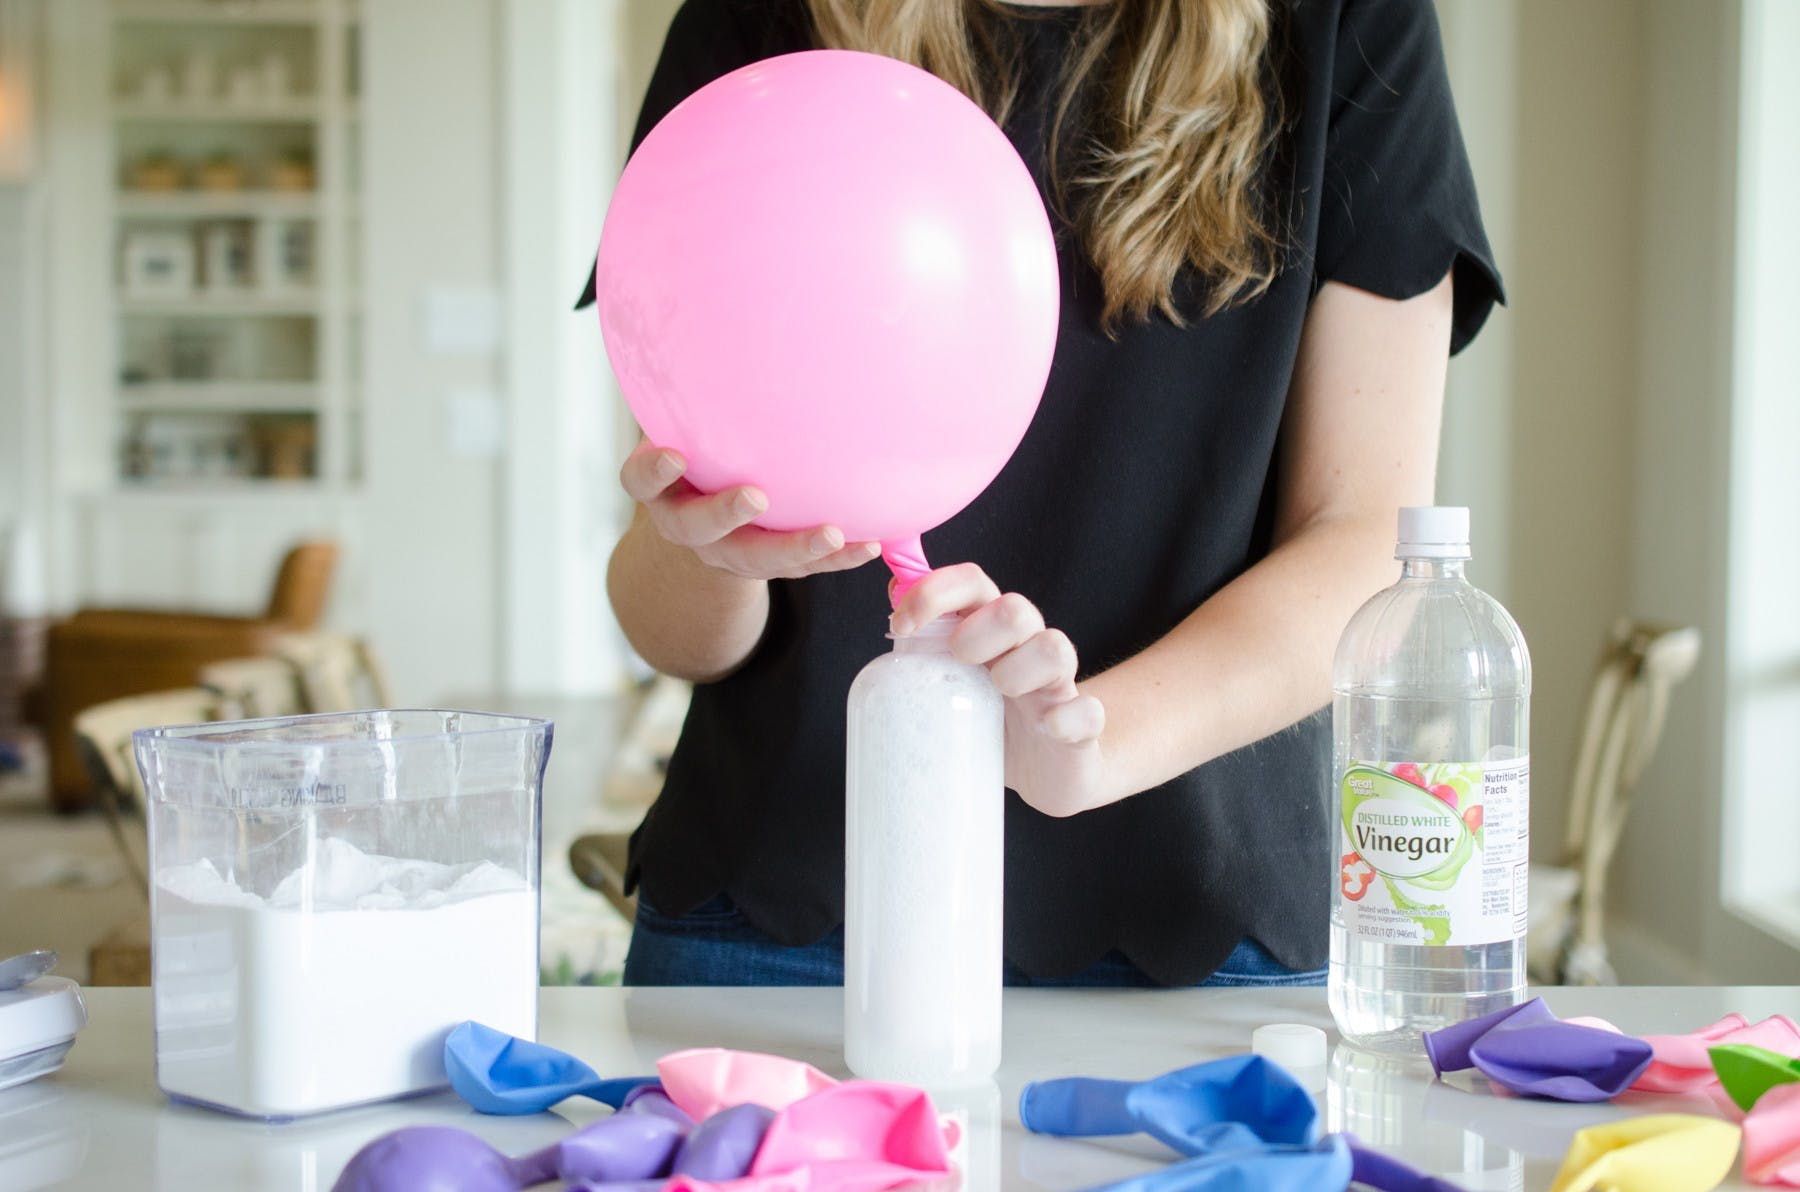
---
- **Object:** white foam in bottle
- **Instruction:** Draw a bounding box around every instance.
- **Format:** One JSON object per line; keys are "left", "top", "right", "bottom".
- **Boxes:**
{"left": 844, "top": 615, "right": 1004, "bottom": 1086}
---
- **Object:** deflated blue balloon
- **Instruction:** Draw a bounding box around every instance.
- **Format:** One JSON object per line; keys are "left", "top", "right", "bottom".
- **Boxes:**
{"left": 1022, "top": 1054, "right": 1320, "bottom": 1155}
{"left": 444, "top": 1020, "right": 658, "bottom": 1115}
{"left": 1021, "top": 1054, "right": 1475, "bottom": 1192}
{"left": 1082, "top": 1134, "right": 1352, "bottom": 1192}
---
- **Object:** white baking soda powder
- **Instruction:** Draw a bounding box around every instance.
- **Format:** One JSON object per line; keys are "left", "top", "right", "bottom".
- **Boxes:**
{"left": 152, "top": 837, "right": 537, "bottom": 1119}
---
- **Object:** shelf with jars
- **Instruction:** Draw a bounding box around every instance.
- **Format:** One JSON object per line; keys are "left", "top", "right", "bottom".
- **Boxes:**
{"left": 107, "top": 0, "right": 359, "bottom": 489}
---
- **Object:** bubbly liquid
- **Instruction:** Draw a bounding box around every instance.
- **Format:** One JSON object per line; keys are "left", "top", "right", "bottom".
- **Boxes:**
{"left": 1329, "top": 692, "right": 1527, "bottom": 1054}
{"left": 844, "top": 637, "right": 1004, "bottom": 1086}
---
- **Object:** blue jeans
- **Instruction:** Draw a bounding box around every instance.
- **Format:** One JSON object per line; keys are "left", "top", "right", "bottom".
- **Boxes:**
{"left": 623, "top": 894, "right": 1326, "bottom": 987}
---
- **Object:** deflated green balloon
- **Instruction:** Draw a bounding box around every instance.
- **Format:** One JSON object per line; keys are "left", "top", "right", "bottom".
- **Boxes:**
{"left": 1711, "top": 1043, "right": 1800, "bottom": 1113}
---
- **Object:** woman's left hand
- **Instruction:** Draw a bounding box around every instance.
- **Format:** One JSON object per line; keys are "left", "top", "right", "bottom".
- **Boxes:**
{"left": 890, "top": 564, "right": 1108, "bottom": 818}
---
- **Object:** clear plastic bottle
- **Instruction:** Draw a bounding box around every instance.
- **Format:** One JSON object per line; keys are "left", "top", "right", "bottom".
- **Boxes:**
{"left": 844, "top": 615, "right": 1004, "bottom": 1086}
{"left": 1329, "top": 507, "right": 1531, "bottom": 1054}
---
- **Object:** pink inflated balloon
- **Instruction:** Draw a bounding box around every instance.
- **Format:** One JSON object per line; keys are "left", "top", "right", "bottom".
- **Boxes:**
{"left": 595, "top": 49, "right": 1060, "bottom": 587}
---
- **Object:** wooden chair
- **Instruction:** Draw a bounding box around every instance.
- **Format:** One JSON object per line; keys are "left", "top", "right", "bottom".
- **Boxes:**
{"left": 271, "top": 631, "right": 392, "bottom": 712}
{"left": 198, "top": 656, "right": 307, "bottom": 720}
{"left": 1528, "top": 620, "right": 1702, "bottom": 985}
{"left": 40, "top": 539, "right": 338, "bottom": 809}
{"left": 567, "top": 676, "right": 692, "bottom": 923}
{"left": 569, "top": 832, "right": 637, "bottom": 923}
{"left": 71, "top": 687, "right": 222, "bottom": 899}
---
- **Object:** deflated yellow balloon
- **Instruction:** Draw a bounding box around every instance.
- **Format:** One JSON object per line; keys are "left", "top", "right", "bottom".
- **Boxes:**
{"left": 1550, "top": 1114, "right": 1741, "bottom": 1192}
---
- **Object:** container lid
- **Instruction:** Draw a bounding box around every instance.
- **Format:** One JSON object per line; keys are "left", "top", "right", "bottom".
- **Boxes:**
{"left": 1396, "top": 506, "right": 1471, "bottom": 560}
{"left": 0, "top": 977, "right": 87, "bottom": 1065}
{"left": 1251, "top": 1023, "right": 1327, "bottom": 1073}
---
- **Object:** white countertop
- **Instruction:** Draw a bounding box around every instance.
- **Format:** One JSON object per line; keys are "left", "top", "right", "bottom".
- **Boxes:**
{"left": 9, "top": 985, "right": 1799, "bottom": 1190}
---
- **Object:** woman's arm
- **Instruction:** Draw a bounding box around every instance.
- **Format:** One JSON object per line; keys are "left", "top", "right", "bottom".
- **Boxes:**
{"left": 607, "top": 442, "right": 882, "bottom": 683}
{"left": 893, "top": 272, "right": 1453, "bottom": 816}
{"left": 1082, "top": 273, "right": 1452, "bottom": 800}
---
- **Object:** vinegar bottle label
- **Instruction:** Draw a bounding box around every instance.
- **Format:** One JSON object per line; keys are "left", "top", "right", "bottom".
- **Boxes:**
{"left": 1337, "top": 759, "right": 1529, "bottom": 946}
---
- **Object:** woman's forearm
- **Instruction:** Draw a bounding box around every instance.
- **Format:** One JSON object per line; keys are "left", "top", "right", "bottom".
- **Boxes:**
{"left": 1082, "top": 275, "right": 1452, "bottom": 808}
{"left": 606, "top": 505, "right": 771, "bottom": 683}
{"left": 1082, "top": 511, "right": 1398, "bottom": 802}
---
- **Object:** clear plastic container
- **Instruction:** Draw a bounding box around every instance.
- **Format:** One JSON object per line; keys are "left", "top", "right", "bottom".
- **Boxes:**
{"left": 844, "top": 616, "right": 1003, "bottom": 1086}
{"left": 136, "top": 709, "right": 550, "bottom": 1119}
{"left": 1330, "top": 508, "right": 1530, "bottom": 1054}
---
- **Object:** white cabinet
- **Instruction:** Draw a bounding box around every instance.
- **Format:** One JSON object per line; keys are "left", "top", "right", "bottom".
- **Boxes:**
{"left": 41, "top": 0, "right": 366, "bottom": 625}
{"left": 79, "top": 490, "right": 365, "bottom": 617}
{"left": 39, "top": 0, "right": 640, "bottom": 698}
{"left": 107, "top": 0, "right": 362, "bottom": 491}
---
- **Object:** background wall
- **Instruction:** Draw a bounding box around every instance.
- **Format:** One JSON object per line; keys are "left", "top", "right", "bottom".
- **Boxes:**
{"left": 1615, "top": 0, "right": 1739, "bottom": 983}
{"left": 1437, "top": 0, "right": 1787, "bottom": 982}
{"left": 0, "top": 2, "right": 38, "bottom": 571}
{"left": 7, "top": 0, "right": 1790, "bottom": 982}
{"left": 1505, "top": 0, "right": 1644, "bottom": 869}
{"left": 359, "top": 0, "right": 508, "bottom": 698}
{"left": 0, "top": 188, "right": 33, "bottom": 559}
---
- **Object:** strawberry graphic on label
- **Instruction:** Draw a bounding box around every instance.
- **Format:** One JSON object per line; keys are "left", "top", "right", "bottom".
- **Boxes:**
{"left": 1340, "top": 852, "right": 1376, "bottom": 901}
{"left": 1391, "top": 763, "right": 1426, "bottom": 788}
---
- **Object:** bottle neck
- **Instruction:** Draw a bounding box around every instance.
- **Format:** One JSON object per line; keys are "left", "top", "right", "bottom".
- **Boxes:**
{"left": 892, "top": 615, "right": 959, "bottom": 655}
{"left": 1400, "top": 556, "right": 1469, "bottom": 580}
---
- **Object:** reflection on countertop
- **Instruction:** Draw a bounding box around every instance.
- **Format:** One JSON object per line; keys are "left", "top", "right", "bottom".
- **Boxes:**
{"left": 8, "top": 984, "right": 1797, "bottom": 1190}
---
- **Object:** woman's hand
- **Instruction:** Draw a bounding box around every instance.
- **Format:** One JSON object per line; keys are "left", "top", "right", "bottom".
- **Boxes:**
{"left": 621, "top": 441, "right": 882, "bottom": 580}
{"left": 890, "top": 564, "right": 1109, "bottom": 818}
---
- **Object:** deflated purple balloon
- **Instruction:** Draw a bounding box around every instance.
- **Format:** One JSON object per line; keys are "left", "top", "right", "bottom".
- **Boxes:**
{"left": 1349, "top": 1137, "right": 1469, "bottom": 1192}
{"left": 331, "top": 1126, "right": 521, "bottom": 1192}
{"left": 1424, "top": 1000, "right": 1557, "bottom": 1072}
{"left": 1422, "top": 998, "right": 1652, "bottom": 1102}
{"left": 672, "top": 1102, "right": 777, "bottom": 1179}
{"left": 533, "top": 1113, "right": 687, "bottom": 1183}
{"left": 619, "top": 1087, "right": 697, "bottom": 1130}
{"left": 333, "top": 1114, "right": 686, "bottom": 1192}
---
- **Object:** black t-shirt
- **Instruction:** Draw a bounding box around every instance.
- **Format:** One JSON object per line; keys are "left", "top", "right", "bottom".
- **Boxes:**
{"left": 581, "top": 0, "right": 1503, "bottom": 984}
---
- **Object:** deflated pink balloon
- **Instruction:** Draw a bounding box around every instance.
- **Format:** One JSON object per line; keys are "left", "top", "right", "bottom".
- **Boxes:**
{"left": 665, "top": 1178, "right": 805, "bottom": 1192}
{"left": 657, "top": 1048, "right": 838, "bottom": 1122}
{"left": 1744, "top": 1083, "right": 1800, "bottom": 1186}
{"left": 750, "top": 1082, "right": 954, "bottom": 1189}
{"left": 595, "top": 49, "right": 1060, "bottom": 592}
{"left": 1568, "top": 1013, "right": 1800, "bottom": 1094}
{"left": 1641, "top": 1016, "right": 1800, "bottom": 1094}
{"left": 658, "top": 1081, "right": 955, "bottom": 1192}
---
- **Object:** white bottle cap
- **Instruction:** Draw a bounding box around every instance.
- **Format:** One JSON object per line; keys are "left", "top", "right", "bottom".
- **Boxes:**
{"left": 1251, "top": 1023, "right": 1327, "bottom": 1073}
{"left": 1396, "top": 506, "right": 1471, "bottom": 560}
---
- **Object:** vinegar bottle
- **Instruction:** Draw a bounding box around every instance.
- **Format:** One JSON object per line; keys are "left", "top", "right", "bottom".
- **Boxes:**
{"left": 1329, "top": 507, "right": 1531, "bottom": 1054}
{"left": 845, "top": 615, "right": 1003, "bottom": 1085}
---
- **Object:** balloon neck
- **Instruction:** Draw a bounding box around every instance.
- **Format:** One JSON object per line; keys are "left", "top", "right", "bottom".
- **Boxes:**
{"left": 883, "top": 537, "right": 931, "bottom": 605}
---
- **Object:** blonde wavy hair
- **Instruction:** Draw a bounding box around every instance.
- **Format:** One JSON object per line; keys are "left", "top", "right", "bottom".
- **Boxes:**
{"left": 808, "top": 0, "right": 1282, "bottom": 327}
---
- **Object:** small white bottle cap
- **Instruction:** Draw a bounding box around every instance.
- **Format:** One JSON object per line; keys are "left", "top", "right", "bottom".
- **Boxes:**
{"left": 1396, "top": 506, "right": 1471, "bottom": 560}
{"left": 1251, "top": 1023, "right": 1327, "bottom": 1073}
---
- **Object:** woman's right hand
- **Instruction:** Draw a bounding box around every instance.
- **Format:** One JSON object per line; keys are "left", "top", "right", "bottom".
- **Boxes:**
{"left": 621, "top": 441, "right": 883, "bottom": 581}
